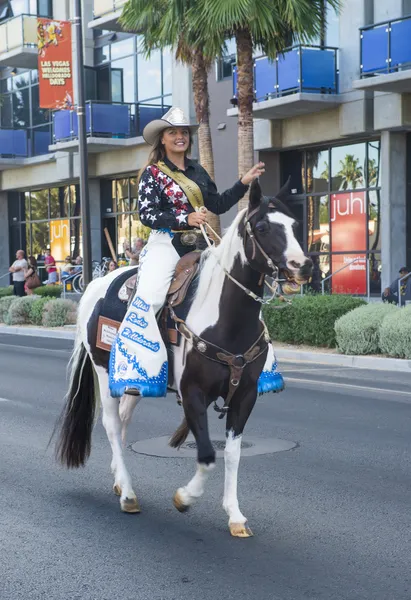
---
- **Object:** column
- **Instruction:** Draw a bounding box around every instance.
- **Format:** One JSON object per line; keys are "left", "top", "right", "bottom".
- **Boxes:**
{"left": 0, "top": 192, "right": 10, "bottom": 287}
{"left": 380, "top": 132, "right": 407, "bottom": 289}
{"left": 88, "top": 179, "right": 102, "bottom": 263}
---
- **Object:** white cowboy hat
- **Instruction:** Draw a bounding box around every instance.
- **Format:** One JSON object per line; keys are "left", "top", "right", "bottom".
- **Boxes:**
{"left": 142, "top": 107, "right": 199, "bottom": 146}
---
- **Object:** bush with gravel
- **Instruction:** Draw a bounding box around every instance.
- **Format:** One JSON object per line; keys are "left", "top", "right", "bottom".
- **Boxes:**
{"left": 0, "top": 296, "right": 16, "bottom": 322}
{"left": 379, "top": 305, "right": 411, "bottom": 359}
{"left": 42, "top": 299, "right": 77, "bottom": 327}
{"left": 4, "top": 296, "right": 38, "bottom": 325}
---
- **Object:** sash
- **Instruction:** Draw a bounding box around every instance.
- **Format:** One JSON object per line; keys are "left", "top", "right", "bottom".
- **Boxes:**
{"left": 156, "top": 161, "right": 205, "bottom": 211}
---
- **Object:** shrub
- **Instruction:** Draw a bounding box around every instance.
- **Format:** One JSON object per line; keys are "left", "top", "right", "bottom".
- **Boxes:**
{"left": 0, "top": 296, "right": 16, "bottom": 323}
{"left": 42, "top": 299, "right": 77, "bottom": 327}
{"left": 379, "top": 305, "right": 411, "bottom": 359}
{"left": 4, "top": 296, "right": 37, "bottom": 325}
{"left": 29, "top": 297, "right": 51, "bottom": 326}
{"left": 0, "top": 286, "right": 13, "bottom": 298}
{"left": 263, "top": 295, "right": 366, "bottom": 348}
{"left": 34, "top": 285, "right": 62, "bottom": 298}
{"left": 335, "top": 303, "right": 399, "bottom": 355}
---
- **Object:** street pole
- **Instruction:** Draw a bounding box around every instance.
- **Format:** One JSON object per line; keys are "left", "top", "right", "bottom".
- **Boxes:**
{"left": 73, "top": 0, "right": 92, "bottom": 286}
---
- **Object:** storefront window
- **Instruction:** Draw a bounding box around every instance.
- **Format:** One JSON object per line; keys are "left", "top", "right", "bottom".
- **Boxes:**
{"left": 31, "top": 222, "right": 50, "bottom": 258}
{"left": 30, "top": 190, "right": 49, "bottom": 221}
{"left": 307, "top": 195, "right": 329, "bottom": 254}
{"left": 305, "top": 150, "right": 329, "bottom": 194}
{"left": 368, "top": 190, "right": 381, "bottom": 253}
{"left": 138, "top": 50, "right": 162, "bottom": 101}
{"left": 367, "top": 141, "right": 381, "bottom": 188}
{"left": 331, "top": 143, "right": 366, "bottom": 191}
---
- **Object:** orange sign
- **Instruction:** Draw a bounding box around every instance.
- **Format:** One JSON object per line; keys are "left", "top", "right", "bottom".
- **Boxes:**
{"left": 50, "top": 219, "right": 71, "bottom": 263}
{"left": 37, "top": 18, "right": 74, "bottom": 110}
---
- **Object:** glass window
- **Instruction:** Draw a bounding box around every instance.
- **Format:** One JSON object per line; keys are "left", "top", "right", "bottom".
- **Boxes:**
{"left": 367, "top": 141, "right": 381, "bottom": 188}
{"left": 110, "top": 37, "right": 135, "bottom": 60}
{"left": 117, "top": 213, "right": 130, "bottom": 255}
{"left": 325, "top": 2, "right": 339, "bottom": 48}
{"left": 369, "top": 253, "right": 381, "bottom": 295}
{"left": 10, "top": 0, "right": 27, "bottom": 17}
{"left": 138, "top": 50, "right": 162, "bottom": 100}
{"left": 116, "top": 178, "right": 130, "bottom": 213}
{"left": 50, "top": 187, "right": 67, "bottom": 219}
{"left": 70, "top": 219, "right": 82, "bottom": 259}
{"left": 305, "top": 150, "right": 329, "bottom": 193}
{"left": 12, "top": 71, "right": 30, "bottom": 90}
{"left": 307, "top": 196, "right": 329, "bottom": 254}
{"left": 31, "top": 69, "right": 39, "bottom": 84}
{"left": 13, "top": 88, "right": 30, "bottom": 127}
{"left": 280, "top": 150, "right": 304, "bottom": 194}
{"left": 216, "top": 39, "right": 236, "bottom": 81}
{"left": 111, "top": 56, "right": 136, "bottom": 103}
{"left": 30, "top": 190, "right": 49, "bottom": 221}
{"left": 0, "top": 94, "right": 13, "bottom": 127}
{"left": 31, "top": 221, "right": 50, "bottom": 257}
{"left": 331, "top": 143, "right": 366, "bottom": 191}
{"left": 130, "top": 177, "right": 138, "bottom": 213}
{"left": 24, "top": 193, "right": 30, "bottom": 221}
{"left": 368, "top": 190, "right": 381, "bottom": 253}
{"left": 31, "top": 85, "right": 50, "bottom": 126}
{"left": 37, "top": 0, "right": 52, "bottom": 17}
{"left": 162, "top": 48, "right": 172, "bottom": 96}
{"left": 111, "top": 180, "right": 117, "bottom": 212}
{"left": 70, "top": 185, "right": 80, "bottom": 218}
{"left": 95, "top": 45, "right": 110, "bottom": 64}
{"left": 25, "top": 223, "right": 31, "bottom": 257}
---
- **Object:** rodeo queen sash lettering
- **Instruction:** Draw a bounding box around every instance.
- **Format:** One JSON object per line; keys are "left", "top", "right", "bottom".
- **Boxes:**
{"left": 109, "top": 162, "right": 206, "bottom": 398}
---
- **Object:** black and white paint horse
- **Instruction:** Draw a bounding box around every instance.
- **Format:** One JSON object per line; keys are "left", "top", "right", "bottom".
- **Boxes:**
{"left": 56, "top": 180, "right": 312, "bottom": 537}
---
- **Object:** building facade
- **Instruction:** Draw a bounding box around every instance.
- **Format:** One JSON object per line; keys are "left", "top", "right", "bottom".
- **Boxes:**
{"left": 209, "top": 0, "right": 411, "bottom": 295}
{"left": 0, "top": 0, "right": 194, "bottom": 279}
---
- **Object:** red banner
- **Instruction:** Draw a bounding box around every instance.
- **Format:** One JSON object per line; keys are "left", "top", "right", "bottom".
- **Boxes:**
{"left": 330, "top": 192, "right": 367, "bottom": 295}
{"left": 37, "top": 18, "right": 74, "bottom": 110}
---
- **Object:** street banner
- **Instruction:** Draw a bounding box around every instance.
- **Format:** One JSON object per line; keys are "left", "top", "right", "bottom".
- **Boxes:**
{"left": 50, "top": 219, "right": 71, "bottom": 263}
{"left": 37, "top": 18, "right": 74, "bottom": 109}
{"left": 330, "top": 191, "right": 367, "bottom": 295}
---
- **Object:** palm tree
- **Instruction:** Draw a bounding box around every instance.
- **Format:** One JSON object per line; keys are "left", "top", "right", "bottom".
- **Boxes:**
{"left": 121, "top": 0, "right": 223, "bottom": 236}
{"left": 337, "top": 154, "right": 364, "bottom": 190}
{"left": 194, "top": 0, "right": 340, "bottom": 210}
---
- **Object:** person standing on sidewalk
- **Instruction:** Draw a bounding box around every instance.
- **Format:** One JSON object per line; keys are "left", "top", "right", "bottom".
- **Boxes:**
{"left": 44, "top": 249, "right": 58, "bottom": 284}
{"left": 9, "top": 250, "right": 28, "bottom": 297}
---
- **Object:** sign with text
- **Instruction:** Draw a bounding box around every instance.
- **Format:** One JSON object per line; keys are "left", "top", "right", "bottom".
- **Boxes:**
{"left": 50, "top": 219, "right": 70, "bottom": 263}
{"left": 331, "top": 192, "right": 367, "bottom": 295}
{"left": 37, "top": 18, "right": 74, "bottom": 109}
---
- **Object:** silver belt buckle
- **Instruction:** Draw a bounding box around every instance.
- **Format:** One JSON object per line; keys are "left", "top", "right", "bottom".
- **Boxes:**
{"left": 180, "top": 231, "right": 199, "bottom": 246}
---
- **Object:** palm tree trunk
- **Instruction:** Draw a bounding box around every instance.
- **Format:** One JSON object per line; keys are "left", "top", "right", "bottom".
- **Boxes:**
{"left": 235, "top": 28, "right": 254, "bottom": 211}
{"left": 191, "top": 48, "right": 221, "bottom": 238}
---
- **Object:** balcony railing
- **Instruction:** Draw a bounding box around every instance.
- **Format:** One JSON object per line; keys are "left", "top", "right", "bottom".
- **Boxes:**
{"left": 360, "top": 15, "right": 411, "bottom": 76}
{"left": 53, "top": 101, "right": 170, "bottom": 143}
{"left": 0, "top": 14, "right": 38, "bottom": 54}
{"left": 0, "top": 126, "right": 52, "bottom": 158}
{"left": 93, "top": 0, "right": 127, "bottom": 18}
{"left": 232, "top": 45, "right": 338, "bottom": 102}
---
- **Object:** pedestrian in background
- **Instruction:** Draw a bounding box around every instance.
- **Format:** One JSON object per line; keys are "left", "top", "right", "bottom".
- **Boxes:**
{"left": 382, "top": 267, "right": 410, "bottom": 306}
{"left": 44, "top": 249, "right": 58, "bottom": 285}
{"left": 9, "top": 250, "right": 28, "bottom": 297}
{"left": 107, "top": 260, "right": 118, "bottom": 273}
{"left": 124, "top": 238, "right": 145, "bottom": 266}
{"left": 24, "top": 256, "right": 41, "bottom": 295}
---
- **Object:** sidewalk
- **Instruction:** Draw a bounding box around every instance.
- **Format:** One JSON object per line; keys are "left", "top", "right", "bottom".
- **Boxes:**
{"left": 0, "top": 325, "right": 410, "bottom": 372}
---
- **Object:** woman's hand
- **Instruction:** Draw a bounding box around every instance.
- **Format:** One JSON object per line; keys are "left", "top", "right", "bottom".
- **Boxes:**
{"left": 187, "top": 211, "right": 207, "bottom": 228}
{"left": 241, "top": 162, "right": 265, "bottom": 186}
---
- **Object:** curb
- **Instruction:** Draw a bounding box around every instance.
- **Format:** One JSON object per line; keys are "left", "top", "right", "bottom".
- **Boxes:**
{"left": 0, "top": 325, "right": 75, "bottom": 340}
{"left": 275, "top": 348, "right": 411, "bottom": 373}
{"left": 0, "top": 326, "right": 410, "bottom": 373}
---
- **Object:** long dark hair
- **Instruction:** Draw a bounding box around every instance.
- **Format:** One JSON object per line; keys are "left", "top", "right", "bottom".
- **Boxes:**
{"left": 137, "top": 129, "right": 193, "bottom": 184}
{"left": 28, "top": 256, "right": 38, "bottom": 269}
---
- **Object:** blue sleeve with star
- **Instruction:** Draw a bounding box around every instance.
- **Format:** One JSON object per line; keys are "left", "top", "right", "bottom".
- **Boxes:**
{"left": 138, "top": 166, "right": 190, "bottom": 230}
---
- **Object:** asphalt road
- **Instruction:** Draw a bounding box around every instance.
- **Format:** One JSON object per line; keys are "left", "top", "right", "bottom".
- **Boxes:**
{"left": 0, "top": 334, "right": 410, "bottom": 600}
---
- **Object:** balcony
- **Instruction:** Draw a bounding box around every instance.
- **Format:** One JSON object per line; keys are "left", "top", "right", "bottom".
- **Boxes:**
{"left": 50, "top": 101, "right": 169, "bottom": 152}
{"left": 353, "top": 15, "right": 411, "bottom": 93}
{"left": 0, "top": 14, "right": 38, "bottom": 68}
{"left": 88, "top": 0, "right": 127, "bottom": 31}
{"left": 228, "top": 45, "right": 340, "bottom": 120}
{"left": 0, "top": 127, "right": 53, "bottom": 169}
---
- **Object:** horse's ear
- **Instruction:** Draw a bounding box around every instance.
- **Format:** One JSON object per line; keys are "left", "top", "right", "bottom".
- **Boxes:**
{"left": 249, "top": 179, "right": 262, "bottom": 208}
{"left": 276, "top": 176, "right": 291, "bottom": 201}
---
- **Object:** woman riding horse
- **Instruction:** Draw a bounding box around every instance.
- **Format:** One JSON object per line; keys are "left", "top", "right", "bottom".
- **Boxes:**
{"left": 109, "top": 107, "right": 284, "bottom": 398}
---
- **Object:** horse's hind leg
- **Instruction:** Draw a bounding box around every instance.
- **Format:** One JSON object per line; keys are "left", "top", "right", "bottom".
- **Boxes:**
{"left": 173, "top": 386, "right": 215, "bottom": 512}
{"left": 223, "top": 388, "right": 257, "bottom": 538}
{"left": 95, "top": 366, "right": 140, "bottom": 513}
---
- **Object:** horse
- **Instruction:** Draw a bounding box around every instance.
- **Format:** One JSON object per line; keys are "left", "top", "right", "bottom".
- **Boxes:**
{"left": 55, "top": 179, "right": 312, "bottom": 537}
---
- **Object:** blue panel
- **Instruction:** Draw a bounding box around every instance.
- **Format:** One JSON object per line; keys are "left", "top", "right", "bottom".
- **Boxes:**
{"left": 91, "top": 103, "right": 130, "bottom": 137}
{"left": 33, "top": 130, "right": 51, "bottom": 155}
{"left": 277, "top": 48, "right": 300, "bottom": 93}
{"left": 254, "top": 57, "right": 277, "bottom": 101}
{"left": 54, "top": 111, "right": 72, "bottom": 140}
{"left": 138, "top": 105, "right": 165, "bottom": 134}
{"left": 361, "top": 25, "right": 388, "bottom": 73}
{"left": 391, "top": 18, "right": 411, "bottom": 68}
{"left": 301, "top": 48, "right": 336, "bottom": 92}
{"left": 0, "top": 130, "right": 27, "bottom": 156}
{"left": 233, "top": 66, "right": 238, "bottom": 97}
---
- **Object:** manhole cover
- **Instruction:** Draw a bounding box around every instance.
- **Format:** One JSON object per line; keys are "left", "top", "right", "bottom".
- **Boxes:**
{"left": 181, "top": 440, "right": 253, "bottom": 451}
{"left": 130, "top": 435, "right": 296, "bottom": 458}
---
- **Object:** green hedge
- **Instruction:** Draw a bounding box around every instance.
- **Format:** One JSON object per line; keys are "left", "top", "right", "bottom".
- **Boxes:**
{"left": 42, "top": 299, "right": 77, "bottom": 327}
{"left": 4, "top": 296, "right": 37, "bottom": 325}
{"left": 379, "top": 305, "right": 411, "bottom": 359}
{"left": 29, "top": 297, "right": 51, "bottom": 326}
{"left": 335, "top": 303, "right": 398, "bottom": 355}
{"left": 34, "top": 286, "right": 62, "bottom": 298}
{"left": 0, "top": 286, "right": 13, "bottom": 298}
{"left": 263, "top": 295, "right": 366, "bottom": 348}
{"left": 0, "top": 296, "right": 16, "bottom": 322}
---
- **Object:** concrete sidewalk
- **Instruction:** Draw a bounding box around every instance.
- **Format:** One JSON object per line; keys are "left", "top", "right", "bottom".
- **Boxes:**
{"left": 0, "top": 324, "right": 410, "bottom": 373}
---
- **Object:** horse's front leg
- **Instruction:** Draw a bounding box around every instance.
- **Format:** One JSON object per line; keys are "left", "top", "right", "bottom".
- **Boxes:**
{"left": 95, "top": 368, "right": 140, "bottom": 513}
{"left": 223, "top": 387, "right": 257, "bottom": 538}
{"left": 173, "top": 385, "right": 215, "bottom": 512}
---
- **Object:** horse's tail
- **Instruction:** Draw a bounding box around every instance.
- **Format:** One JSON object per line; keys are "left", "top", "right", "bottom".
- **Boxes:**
{"left": 169, "top": 418, "right": 190, "bottom": 448}
{"left": 55, "top": 339, "right": 96, "bottom": 468}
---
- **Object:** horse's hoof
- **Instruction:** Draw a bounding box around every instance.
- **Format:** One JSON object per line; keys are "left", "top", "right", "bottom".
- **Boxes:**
{"left": 121, "top": 497, "right": 141, "bottom": 514}
{"left": 173, "top": 490, "right": 189, "bottom": 513}
{"left": 113, "top": 484, "right": 121, "bottom": 496}
{"left": 229, "top": 522, "right": 254, "bottom": 538}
